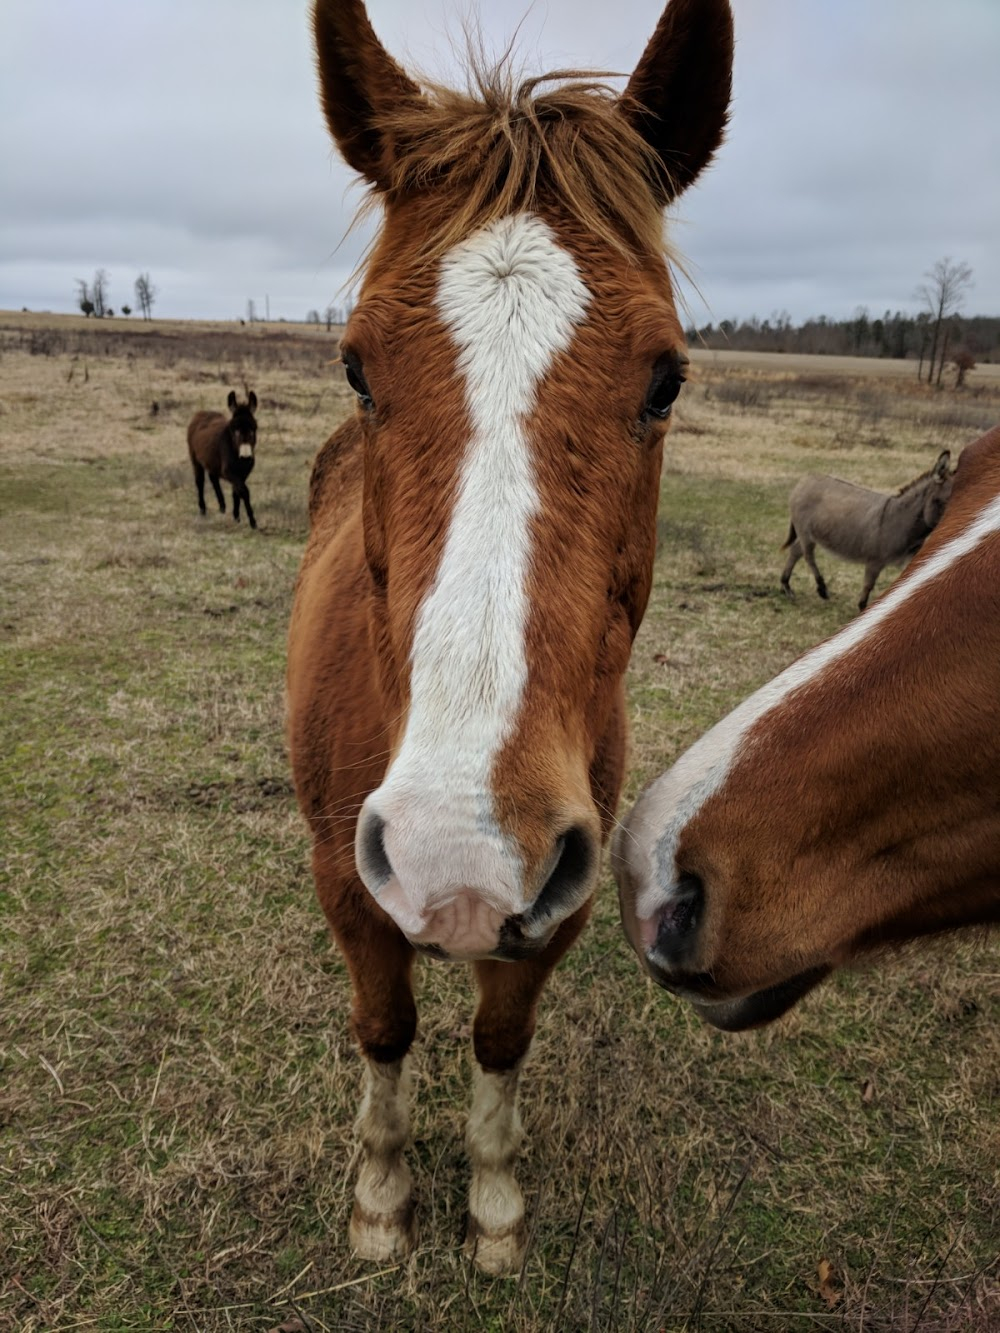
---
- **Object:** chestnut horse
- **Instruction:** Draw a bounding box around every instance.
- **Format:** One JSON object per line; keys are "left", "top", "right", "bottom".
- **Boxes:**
{"left": 287, "top": 0, "right": 732, "bottom": 1273}
{"left": 614, "top": 425, "right": 1000, "bottom": 1033}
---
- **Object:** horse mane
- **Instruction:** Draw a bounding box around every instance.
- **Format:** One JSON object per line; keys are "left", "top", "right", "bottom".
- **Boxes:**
{"left": 367, "top": 56, "right": 675, "bottom": 264}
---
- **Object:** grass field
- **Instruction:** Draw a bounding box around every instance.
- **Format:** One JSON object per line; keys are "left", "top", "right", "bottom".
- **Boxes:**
{"left": 2, "top": 311, "right": 999, "bottom": 1331}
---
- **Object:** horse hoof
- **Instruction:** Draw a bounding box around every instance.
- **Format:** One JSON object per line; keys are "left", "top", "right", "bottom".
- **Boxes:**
{"left": 817, "top": 584, "right": 829, "bottom": 600}
{"left": 464, "top": 1218, "right": 527, "bottom": 1276}
{"left": 349, "top": 1200, "right": 417, "bottom": 1262}
{"left": 780, "top": 582, "right": 793, "bottom": 599}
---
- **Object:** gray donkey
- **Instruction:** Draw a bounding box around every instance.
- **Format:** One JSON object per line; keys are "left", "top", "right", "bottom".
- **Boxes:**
{"left": 780, "top": 450, "right": 953, "bottom": 610}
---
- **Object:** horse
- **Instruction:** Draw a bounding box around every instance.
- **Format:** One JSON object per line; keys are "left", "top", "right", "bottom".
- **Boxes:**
{"left": 187, "top": 390, "right": 259, "bottom": 528}
{"left": 780, "top": 450, "right": 954, "bottom": 610}
{"left": 286, "top": 0, "right": 733, "bottom": 1274}
{"left": 613, "top": 425, "right": 1000, "bottom": 1033}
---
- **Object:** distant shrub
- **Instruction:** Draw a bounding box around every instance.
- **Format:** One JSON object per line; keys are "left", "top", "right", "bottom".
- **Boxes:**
{"left": 710, "top": 378, "right": 770, "bottom": 411}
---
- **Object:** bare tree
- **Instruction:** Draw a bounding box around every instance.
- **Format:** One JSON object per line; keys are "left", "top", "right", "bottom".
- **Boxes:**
{"left": 91, "top": 269, "right": 110, "bottom": 318}
{"left": 915, "top": 257, "right": 973, "bottom": 384}
{"left": 75, "top": 278, "right": 94, "bottom": 318}
{"left": 247, "top": 298, "right": 256, "bottom": 324}
{"left": 134, "top": 272, "right": 157, "bottom": 320}
{"left": 306, "top": 309, "right": 321, "bottom": 324}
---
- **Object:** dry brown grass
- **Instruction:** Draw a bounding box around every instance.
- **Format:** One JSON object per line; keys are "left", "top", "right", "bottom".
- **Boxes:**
{"left": 689, "top": 348, "right": 1000, "bottom": 387}
{"left": 3, "top": 314, "right": 999, "bottom": 1331}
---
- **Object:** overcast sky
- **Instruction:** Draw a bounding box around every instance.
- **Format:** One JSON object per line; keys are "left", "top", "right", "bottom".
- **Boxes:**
{"left": 2, "top": 0, "right": 997, "bottom": 326}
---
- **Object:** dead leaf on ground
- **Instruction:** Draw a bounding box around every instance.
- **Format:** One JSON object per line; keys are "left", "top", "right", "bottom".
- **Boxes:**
{"left": 816, "top": 1257, "right": 842, "bottom": 1308}
{"left": 267, "top": 1317, "right": 311, "bottom": 1333}
{"left": 860, "top": 1078, "right": 876, "bottom": 1104}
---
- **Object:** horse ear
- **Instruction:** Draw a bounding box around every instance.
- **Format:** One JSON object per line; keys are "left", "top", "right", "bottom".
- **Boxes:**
{"left": 227, "top": 390, "right": 237, "bottom": 410}
{"left": 248, "top": 391, "right": 258, "bottom": 412}
{"left": 620, "top": 0, "right": 734, "bottom": 205}
{"left": 934, "top": 450, "right": 951, "bottom": 478}
{"left": 313, "top": 0, "right": 423, "bottom": 189}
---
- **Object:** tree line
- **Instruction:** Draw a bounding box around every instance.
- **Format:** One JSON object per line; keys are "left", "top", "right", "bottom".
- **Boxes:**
{"left": 75, "top": 270, "right": 157, "bottom": 319}
{"left": 688, "top": 259, "right": 996, "bottom": 383}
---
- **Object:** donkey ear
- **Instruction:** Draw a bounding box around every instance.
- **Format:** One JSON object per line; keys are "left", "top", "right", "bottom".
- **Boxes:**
{"left": 621, "top": 0, "right": 734, "bottom": 205}
{"left": 227, "top": 390, "right": 237, "bottom": 410}
{"left": 248, "top": 391, "right": 258, "bottom": 412}
{"left": 313, "top": 0, "right": 423, "bottom": 189}
{"left": 934, "top": 449, "right": 951, "bottom": 478}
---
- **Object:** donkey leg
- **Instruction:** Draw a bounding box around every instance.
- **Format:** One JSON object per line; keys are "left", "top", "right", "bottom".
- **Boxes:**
{"left": 232, "top": 486, "right": 241, "bottom": 523}
{"left": 320, "top": 873, "right": 419, "bottom": 1261}
{"left": 209, "top": 473, "right": 226, "bottom": 513}
{"left": 779, "top": 540, "right": 801, "bottom": 597}
{"left": 801, "top": 541, "right": 828, "bottom": 600}
{"left": 192, "top": 461, "right": 207, "bottom": 516}
{"left": 466, "top": 906, "right": 590, "bottom": 1275}
{"left": 238, "top": 484, "right": 256, "bottom": 530}
{"left": 858, "top": 561, "right": 881, "bottom": 611}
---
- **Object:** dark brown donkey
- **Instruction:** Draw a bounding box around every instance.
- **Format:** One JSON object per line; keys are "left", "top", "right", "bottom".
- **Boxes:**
{"left": 287, "top": 0, "right": 733, "bottom": 1276}
{"left": 187, "top": 390, "right": 259, "bottom": 528}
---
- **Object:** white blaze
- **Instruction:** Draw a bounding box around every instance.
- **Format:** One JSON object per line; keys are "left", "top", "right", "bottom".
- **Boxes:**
{"left": 631, "top": 490, "right": 1000, "bottom": 925}
{"left": 360, "top": 213, "right": 590, "bottom": 930}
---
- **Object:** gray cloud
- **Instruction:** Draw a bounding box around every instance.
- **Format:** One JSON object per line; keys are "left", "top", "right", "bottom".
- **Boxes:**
{"left": 2, "top": 0, "right": 997, "bottom": 323}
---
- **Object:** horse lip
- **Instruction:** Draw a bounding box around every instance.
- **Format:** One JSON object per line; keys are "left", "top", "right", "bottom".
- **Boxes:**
{"left": 411, "top": 940, "right": 451, "bottom": 961}
{"left": 491, "top": 913, "right": 556, "bottom": 960}
{"left": 686, "top": 966, "right": 832, "bottom": 1031}
{"left": 410, "top": 935, "right": 546, "bottom": 963}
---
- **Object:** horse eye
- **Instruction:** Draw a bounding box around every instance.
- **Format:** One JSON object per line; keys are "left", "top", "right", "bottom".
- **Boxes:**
{"left": 343, "top": 352, "right": 374, "bottom": 410}
{"left": 644, "top": 365, "right": 685, "bottom": 421}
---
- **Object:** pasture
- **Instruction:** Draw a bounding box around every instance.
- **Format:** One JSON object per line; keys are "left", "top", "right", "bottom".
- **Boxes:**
{"left": 2, "top": 311, "right": 999, "bottom": 1330}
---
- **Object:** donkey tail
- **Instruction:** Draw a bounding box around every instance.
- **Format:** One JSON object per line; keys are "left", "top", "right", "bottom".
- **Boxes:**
{"left": 781, "top": 520, "right": 797, "bottom": 550}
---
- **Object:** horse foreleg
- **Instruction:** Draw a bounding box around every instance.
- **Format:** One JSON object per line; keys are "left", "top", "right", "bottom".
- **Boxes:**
{"left": 467, "top": 905, "right": 590, "bottom": 1275}
{"left": 317, "top": 862, "right": 419, "bottom": 1261}
{"left": 352, "top": 1053, "right": 417, "bottom": 1261}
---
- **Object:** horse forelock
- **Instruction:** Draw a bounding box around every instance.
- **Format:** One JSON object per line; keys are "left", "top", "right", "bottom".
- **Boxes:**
{"left": 353, "top": 60, "right": 674, "bottom": 270}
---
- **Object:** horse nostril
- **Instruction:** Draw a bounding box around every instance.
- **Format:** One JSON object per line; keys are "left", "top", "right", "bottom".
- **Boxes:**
{"left": 357, "top": 811, "right": 393, "bottom": 891}
{"left": 652, "top": 871, "right": 704, "bottom": 967}
{"left": 529, "top": 825, "right": 597, "bottom": 925}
